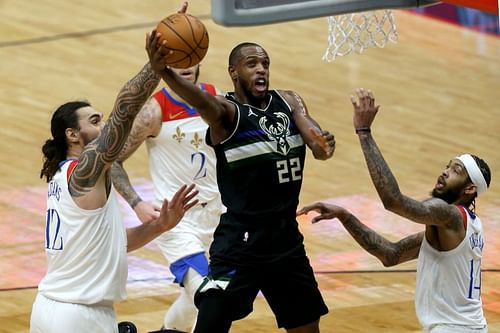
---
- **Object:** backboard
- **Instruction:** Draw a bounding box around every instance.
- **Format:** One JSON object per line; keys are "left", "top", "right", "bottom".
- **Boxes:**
{"left": 210, "top": 0, "right": 439, "bottom": 26}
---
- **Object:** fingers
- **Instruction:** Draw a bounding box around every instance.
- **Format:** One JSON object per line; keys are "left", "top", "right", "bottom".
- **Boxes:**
{"left": 169, "top": 184, "right": 199, "bottom": 211}
{"left": 169, "top": 184, "right": 187, "bottom": 205}
{"left": 309, "top": 127, "right": 335, "bottom": 157}
{"left": 296, "top": 207, "right": 308, "bottom": 216}
{"left": 311, "top": 216, "right": 327, "bottom": 224}
{"left": 147, "top": 30, "right": 159, "bottom": 49}
{"left": 352, "top": 88, "right": 375, "bottom": 110}
{"left": 177, "top": 1, "right": 188, "bottom": 14}
{"left": 182, "top": 185, "right": 199, "bottom": 209}
{"left": 297, "top": 203, "right": 321, "bottom": 216}
{"left": 183, "top": 198, "right": 199, "bottom": 211}
{"left": 350, "top": 95, "right": 359, "bottom": 108}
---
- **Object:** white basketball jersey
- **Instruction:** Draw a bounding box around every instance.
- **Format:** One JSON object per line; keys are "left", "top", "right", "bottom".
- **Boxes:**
{"left": 146, "top": 86, "right": 220, "bottom": 205}
{"left": 38, "top": 159, "right": 128, "bottom": 304}
{"left": 416, "top": 206, "right": 487, "bottom": 329}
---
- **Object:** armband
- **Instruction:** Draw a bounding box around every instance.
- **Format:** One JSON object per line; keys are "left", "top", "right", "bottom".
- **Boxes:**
{"left": 355, "top": 127, "right": 371, "bottom": 134}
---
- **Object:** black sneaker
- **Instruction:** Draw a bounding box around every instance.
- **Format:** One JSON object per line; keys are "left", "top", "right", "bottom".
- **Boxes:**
{"left": 148, "top": 328, "right": 187, "bottom": 333}
{"left": 118, "top": 321, "right": 137, "bottom": 333}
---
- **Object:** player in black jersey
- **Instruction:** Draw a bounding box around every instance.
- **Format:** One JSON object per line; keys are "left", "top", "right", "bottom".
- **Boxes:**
{"left": 158, "top": 39, "right": 335, "bottom": 333}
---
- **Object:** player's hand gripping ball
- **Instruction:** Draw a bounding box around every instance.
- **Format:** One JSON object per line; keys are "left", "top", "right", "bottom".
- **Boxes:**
{"left": 156, "top": 13, "right": 209, "bottom": 69}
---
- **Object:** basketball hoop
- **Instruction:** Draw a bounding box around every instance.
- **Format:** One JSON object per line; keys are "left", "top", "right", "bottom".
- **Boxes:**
{"left": 323, "top": 10, "right": 398, "bottom": 61}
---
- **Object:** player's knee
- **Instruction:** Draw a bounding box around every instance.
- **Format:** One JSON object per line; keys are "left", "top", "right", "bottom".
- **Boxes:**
{"left": 183, "top": 268, "right": 206, "bottom": 298}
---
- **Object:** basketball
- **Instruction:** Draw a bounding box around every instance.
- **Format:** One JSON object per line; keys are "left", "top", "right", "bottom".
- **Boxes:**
{"left": 156, "top": 13, "right": 209, "bottom": 69}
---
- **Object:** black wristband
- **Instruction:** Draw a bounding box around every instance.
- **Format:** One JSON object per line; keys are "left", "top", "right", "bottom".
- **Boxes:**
{"left": 355, "top": 127, "right": 371, "bottom": 134}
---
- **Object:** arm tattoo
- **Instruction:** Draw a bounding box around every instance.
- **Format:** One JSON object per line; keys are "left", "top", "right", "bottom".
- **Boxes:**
{"left": 358, "top": 134, "right": 401, "bottom": 206}
{"left": 291, "top": 91, "right": 307, "bottom": 116}
{"left": 358, "top": 134, "right": 459, "bottom": 226}
{"left": 70, "top": 63, "right": 160, "bottom": 197}
{"left": 359, "top": 135, "right": 425, "bottom": 218}
{"left": 342, "top": 214, "right": 423, "bottom": 266}
{"left": 119, "top": 100, "right": 159, "bottom": 162}
{"left": 111, "top": 162, "right": 142, "bottom": 208}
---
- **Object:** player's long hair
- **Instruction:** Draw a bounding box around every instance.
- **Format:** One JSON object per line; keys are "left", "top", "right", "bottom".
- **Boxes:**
{"left": 40, "top": 101, "right": 90, "bottom": 182}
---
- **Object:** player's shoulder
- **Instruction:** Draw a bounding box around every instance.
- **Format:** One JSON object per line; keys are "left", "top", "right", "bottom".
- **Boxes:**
{"left": 276, "top": 89, "right": 300, "bottom": 101}
{"left": 423, "top": 197, "right": 466, "bottom": 229}
{"left": 274, "top": 90, "right": 303, "bottom": 111}
{"left": 141, "top": 97, "right": 162, "bottom": 118}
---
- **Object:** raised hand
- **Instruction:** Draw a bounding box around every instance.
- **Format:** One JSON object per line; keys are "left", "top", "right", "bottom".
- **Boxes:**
{"left": 145, "top": 31, "right": 170, "bottom": 74}
{"left": 177, "top": 1, "right": 188, "bottom": 13}
{"left": 156, "top": 184, "right": 199, "bottom": 232}
{"left": 350, "top": 88, "right": 379, "bottom": 131}
{"left": 297, "top": 202, "right": 348, "bottom": 224}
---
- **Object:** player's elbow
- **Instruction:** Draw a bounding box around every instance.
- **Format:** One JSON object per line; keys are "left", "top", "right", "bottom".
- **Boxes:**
{"left": 381, "top": 195, "right": 404, "bottom": 214}
{"left": 377, "top": 245, "right": 400, "bottom": 267}
{"left": 381, "top": 258, "right": 398, "bottom": 267}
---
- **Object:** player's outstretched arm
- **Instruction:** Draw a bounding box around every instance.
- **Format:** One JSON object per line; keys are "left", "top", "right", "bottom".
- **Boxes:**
{"left": 298, "top": 202, "right": 423, "bottom": 266}
{"left": 283, "top": 90, "right": 335, "bottom": 160}
{"left": 126, "top": 184, "right": 199, "bottom": 252}
{"left": 111, "top": 161, "right": 160, "bottom": 223}
{"left": 351, "top": 88, "right": 462, "bottom": 227}
{"left": 70, "top": 32, "right": 167, "bottom": 199}
{"left": 111, "top": 98, "right": 163, "bottom": 222}
{"left": 160, "top": 67, "right": 233, "bottom": 122}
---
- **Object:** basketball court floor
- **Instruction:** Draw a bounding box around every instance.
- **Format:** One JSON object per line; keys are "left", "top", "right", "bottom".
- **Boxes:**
{"left": 1, "top": 1, "right": 499, "bottom": 332}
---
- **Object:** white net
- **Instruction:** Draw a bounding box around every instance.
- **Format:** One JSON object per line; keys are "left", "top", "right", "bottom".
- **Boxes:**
{"left": 323, "top": 10, "right": 398, "bottom": 61}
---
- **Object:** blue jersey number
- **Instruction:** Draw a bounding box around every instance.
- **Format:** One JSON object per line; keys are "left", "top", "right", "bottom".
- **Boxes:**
{"left": 468, "top": 259, "right": 481, "bottom": 299}
{"left": 191, "top": 152, "right": 207, "bottom": 180}
{"left": 45, "top": 208, "right": 63, "bottom": 250}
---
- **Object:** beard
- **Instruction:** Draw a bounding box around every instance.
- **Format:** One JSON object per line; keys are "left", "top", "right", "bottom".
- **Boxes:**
{"left": 431, "top": 186, "right": 462, "bottom": 204}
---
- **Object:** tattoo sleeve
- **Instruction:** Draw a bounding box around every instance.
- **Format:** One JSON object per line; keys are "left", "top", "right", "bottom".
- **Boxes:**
{"left": 342, "top": 213, "right": 424, "bottom": 266}
{"left": 358, "top": 133, "right": 458, "bottom": 226}
{"left": 358, "top": 133, "right": 402, "bottom": 208}
{"left": 70, "top": 63, "right": 160, "bottom": 197}
{"left": 111, "top": 161, "right": 142, "bottom": 208}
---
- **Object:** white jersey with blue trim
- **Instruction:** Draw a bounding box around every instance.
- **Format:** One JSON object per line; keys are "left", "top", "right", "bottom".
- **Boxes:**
{"left": 416, "top": 206, "right": 487, "bottom": 329}
{"left": 146, "top": 87, "right": 220, "bottom": 205}
{"left": 38, "top": 160, "right": 128, "bottom": 304}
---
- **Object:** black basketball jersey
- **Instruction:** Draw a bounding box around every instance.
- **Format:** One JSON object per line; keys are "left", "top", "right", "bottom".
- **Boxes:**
{"left": 208, "top": 90, "right": 306, "bottom": 220}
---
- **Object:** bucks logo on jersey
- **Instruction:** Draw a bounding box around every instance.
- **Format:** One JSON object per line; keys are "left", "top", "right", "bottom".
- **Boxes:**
{"left": 259, "top": 112, "right": 290, "bottom": 155}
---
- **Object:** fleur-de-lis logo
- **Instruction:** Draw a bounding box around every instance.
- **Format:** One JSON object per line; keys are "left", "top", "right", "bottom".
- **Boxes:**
{"left": 172, "top": 127, "right": 185, "bottom": 143}
{"left": 191, "top": 132, "right": 203, "bottom": 150}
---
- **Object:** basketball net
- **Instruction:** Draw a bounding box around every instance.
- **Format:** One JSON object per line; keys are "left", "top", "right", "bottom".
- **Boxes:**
{"left": 323, "top": 10, "right": 398, "bottom": 61}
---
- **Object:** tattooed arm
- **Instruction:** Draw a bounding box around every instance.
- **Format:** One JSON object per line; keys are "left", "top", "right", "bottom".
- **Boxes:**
{"left": 111, "top": 98, "right": 163, "bottom": 222}
{"left": 350, "top": 88, "right": 463, "bottom": 228}
{"left": 282, "top": 90, "right": 335, "bottom": 160}
{"left": 70, "top": 32, "right": 167, "bottom": 209}
{"left": 298, "top": 202, "right": 423, "bottom": 266}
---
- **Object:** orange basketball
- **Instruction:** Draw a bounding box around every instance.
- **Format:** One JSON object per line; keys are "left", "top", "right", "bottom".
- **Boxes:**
{"left": 156, "top": 13, "right": 209, "bottom": 69}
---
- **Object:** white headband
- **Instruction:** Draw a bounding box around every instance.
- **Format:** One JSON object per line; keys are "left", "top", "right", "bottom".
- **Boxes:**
{"left": 456, "top": 154, "right": 488, "bottom": 196}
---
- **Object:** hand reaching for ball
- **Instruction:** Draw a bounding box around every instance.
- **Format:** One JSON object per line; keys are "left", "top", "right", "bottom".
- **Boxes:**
{"left": 155, "top": 7, "right": 209, "bottom": 69}
{"left": 177, "top": 1, "right": 188, "bottom": 14}
{"left": 145, "top": 30, "right": 170, "bottom": 74}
